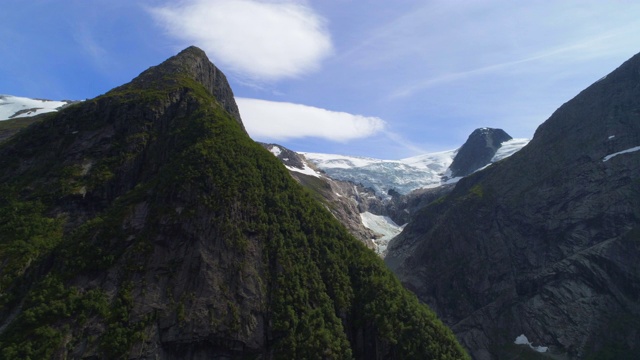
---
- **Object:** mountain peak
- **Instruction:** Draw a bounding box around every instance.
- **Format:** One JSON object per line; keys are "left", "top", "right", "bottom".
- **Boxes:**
{"left": 118, "top": 46, "right": 245, "bottom": 131}
{"left": 448, "top": 127, "right": 512, "bottom": 177}
{"left": 0, "top": 48, "right": 467, "bottom": 359}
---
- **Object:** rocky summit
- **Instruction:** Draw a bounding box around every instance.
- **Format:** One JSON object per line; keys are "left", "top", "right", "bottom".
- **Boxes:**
{"left": 0, "top": 47, "right": 467, "bottom": 359}
{"left": 448, "top": 127, "right": 512, "bottom": 178}
{"left": 386, "top": 51, "right": 640, "bottom": 359}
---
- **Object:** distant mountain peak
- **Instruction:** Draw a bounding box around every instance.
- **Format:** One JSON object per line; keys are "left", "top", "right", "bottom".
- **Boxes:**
{"left": 448, "top": 127, "right": 512, "bottom": 177}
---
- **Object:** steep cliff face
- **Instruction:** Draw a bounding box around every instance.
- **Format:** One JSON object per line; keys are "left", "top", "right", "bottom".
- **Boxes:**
{"left": 0, "top": 47, "right": 466, "bottom": 359}
{"left": 386, "top": 52, "right": 640, "bottom": 359}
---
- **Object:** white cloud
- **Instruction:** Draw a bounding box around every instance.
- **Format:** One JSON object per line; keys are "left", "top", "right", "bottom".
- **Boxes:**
{"left": 236, "top": 98, "right": 385, "bottom": 142}
{"left": 150, "top": 0, "right": 333, "bottom": 81}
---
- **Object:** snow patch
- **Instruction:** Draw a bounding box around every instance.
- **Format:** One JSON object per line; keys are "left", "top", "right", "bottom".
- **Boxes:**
{"left": 269, "top": 146, "right": 282, "bottom": 157}
{"left": 514, "top": 334, "right": 548, "bottom": 353}
{"left": 443, "top": 176, "right": 463, "bottom": 185}
{"left": 285, "top": 163, "right": 321, "bottom": 178}
{"left": 0, "top": 95, "right": 70, "bottom": 121}
{"left": 360, "top": 212, "right": 404, "bottom": 256}
{"left": 603, "top": 146, "right": 640, "bottom": 162}
{"left": 492, "top": 138, "right": 530, "bottom": 162}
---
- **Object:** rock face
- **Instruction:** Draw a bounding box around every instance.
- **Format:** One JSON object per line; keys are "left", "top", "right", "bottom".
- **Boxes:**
{"left": 386, "top": 51, "right": 640, "bottom": 359}
{"left": 0, "top": 47, "right": 467, "bottom": 359}
{"left": 386, "top": 184, "right": 456, "bottom": 226}
{"left": 448, "top": 128, "right": 512, "bottom": 178}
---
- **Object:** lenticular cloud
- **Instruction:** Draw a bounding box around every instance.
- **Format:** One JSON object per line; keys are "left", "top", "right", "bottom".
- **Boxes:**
{"left": 236, "top": 98, "right": 386, "bottom": 142}
{"left": 151, "top": 0, "right": 333, "bottom": 81}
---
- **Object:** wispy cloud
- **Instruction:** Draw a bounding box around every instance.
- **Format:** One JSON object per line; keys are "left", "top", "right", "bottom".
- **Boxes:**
{"left": 150, "top": 0, "right": 333, "bottom": 81}
{"left": 237, "top": 98, "right": 385, "bottom": 142}
{"left": 389, "top": 30, "right": 626, "bottom": 99}
{"left": 73, "top": 23, "right": 109, "bottom": 70}
{"left": 336, "top": 0, "right": 640, "bottom": 102}
{"left": 382, "top": 131, "right": 428, "bottom": 155}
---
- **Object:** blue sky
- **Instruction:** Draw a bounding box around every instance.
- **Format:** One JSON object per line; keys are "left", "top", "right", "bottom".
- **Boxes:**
{"left": 2, "top": 0, "right": 640, "bottom": 159}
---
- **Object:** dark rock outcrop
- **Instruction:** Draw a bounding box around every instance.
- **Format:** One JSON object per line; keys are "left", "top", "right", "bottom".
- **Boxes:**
{"left": 0, "top": 47, "right": 466, "bottom": 359}
{"left": 385, "top": 184, "right": 456, "bottom": 225}
{"left": 448, "top": 128, "right": 512, "bottom": 178}
{"left": 386, "top": 52, "right": 640, "bottom": 359}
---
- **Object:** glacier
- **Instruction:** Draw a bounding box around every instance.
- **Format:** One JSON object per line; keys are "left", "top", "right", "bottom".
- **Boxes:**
{"left": 302, "top": 149, "right": 458, "bottom": 196}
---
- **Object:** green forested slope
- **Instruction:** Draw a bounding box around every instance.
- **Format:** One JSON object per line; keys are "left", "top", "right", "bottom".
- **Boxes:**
{"left": 0, "top": 47, "right": 467, "bottom": 359}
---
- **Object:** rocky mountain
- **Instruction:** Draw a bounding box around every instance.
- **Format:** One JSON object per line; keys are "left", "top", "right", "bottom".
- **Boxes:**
{"left": 1, "top": 91, "right": 527, "bottom": 258}
{"left": 448, "top": 128, "right": 512, "bottom": 178}
{"left": 385, "top": 51, "right": 640, "bottom": 359}
{"left": 0, "top": 46, "right": 467, "bottom": 359}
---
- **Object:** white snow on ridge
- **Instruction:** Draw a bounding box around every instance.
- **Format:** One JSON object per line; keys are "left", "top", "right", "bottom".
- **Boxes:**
{"left": 400, "top": 149, "right": 457, "bottom": 171}
{"left": 492, "top": 138, "right": 530, "bottom": 162}
{"left": 514, "top": 334, "right": 548, "bottom": 353}
{"left": 603, "top": 146, "right": 640, "bottom": 162}
{"left": 360, "top": 211, "right": 404, "bottom": 256}
{"left": 0, "top": 95, "right": 70, "bottom": 121}
{"left": 285, "top": 163, "right": 322, "bottom": 178}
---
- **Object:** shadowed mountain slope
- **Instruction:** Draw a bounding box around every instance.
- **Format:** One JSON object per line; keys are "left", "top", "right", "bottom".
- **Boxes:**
{"left": 386, "top": 51, "right": 640, "bottom": 359}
